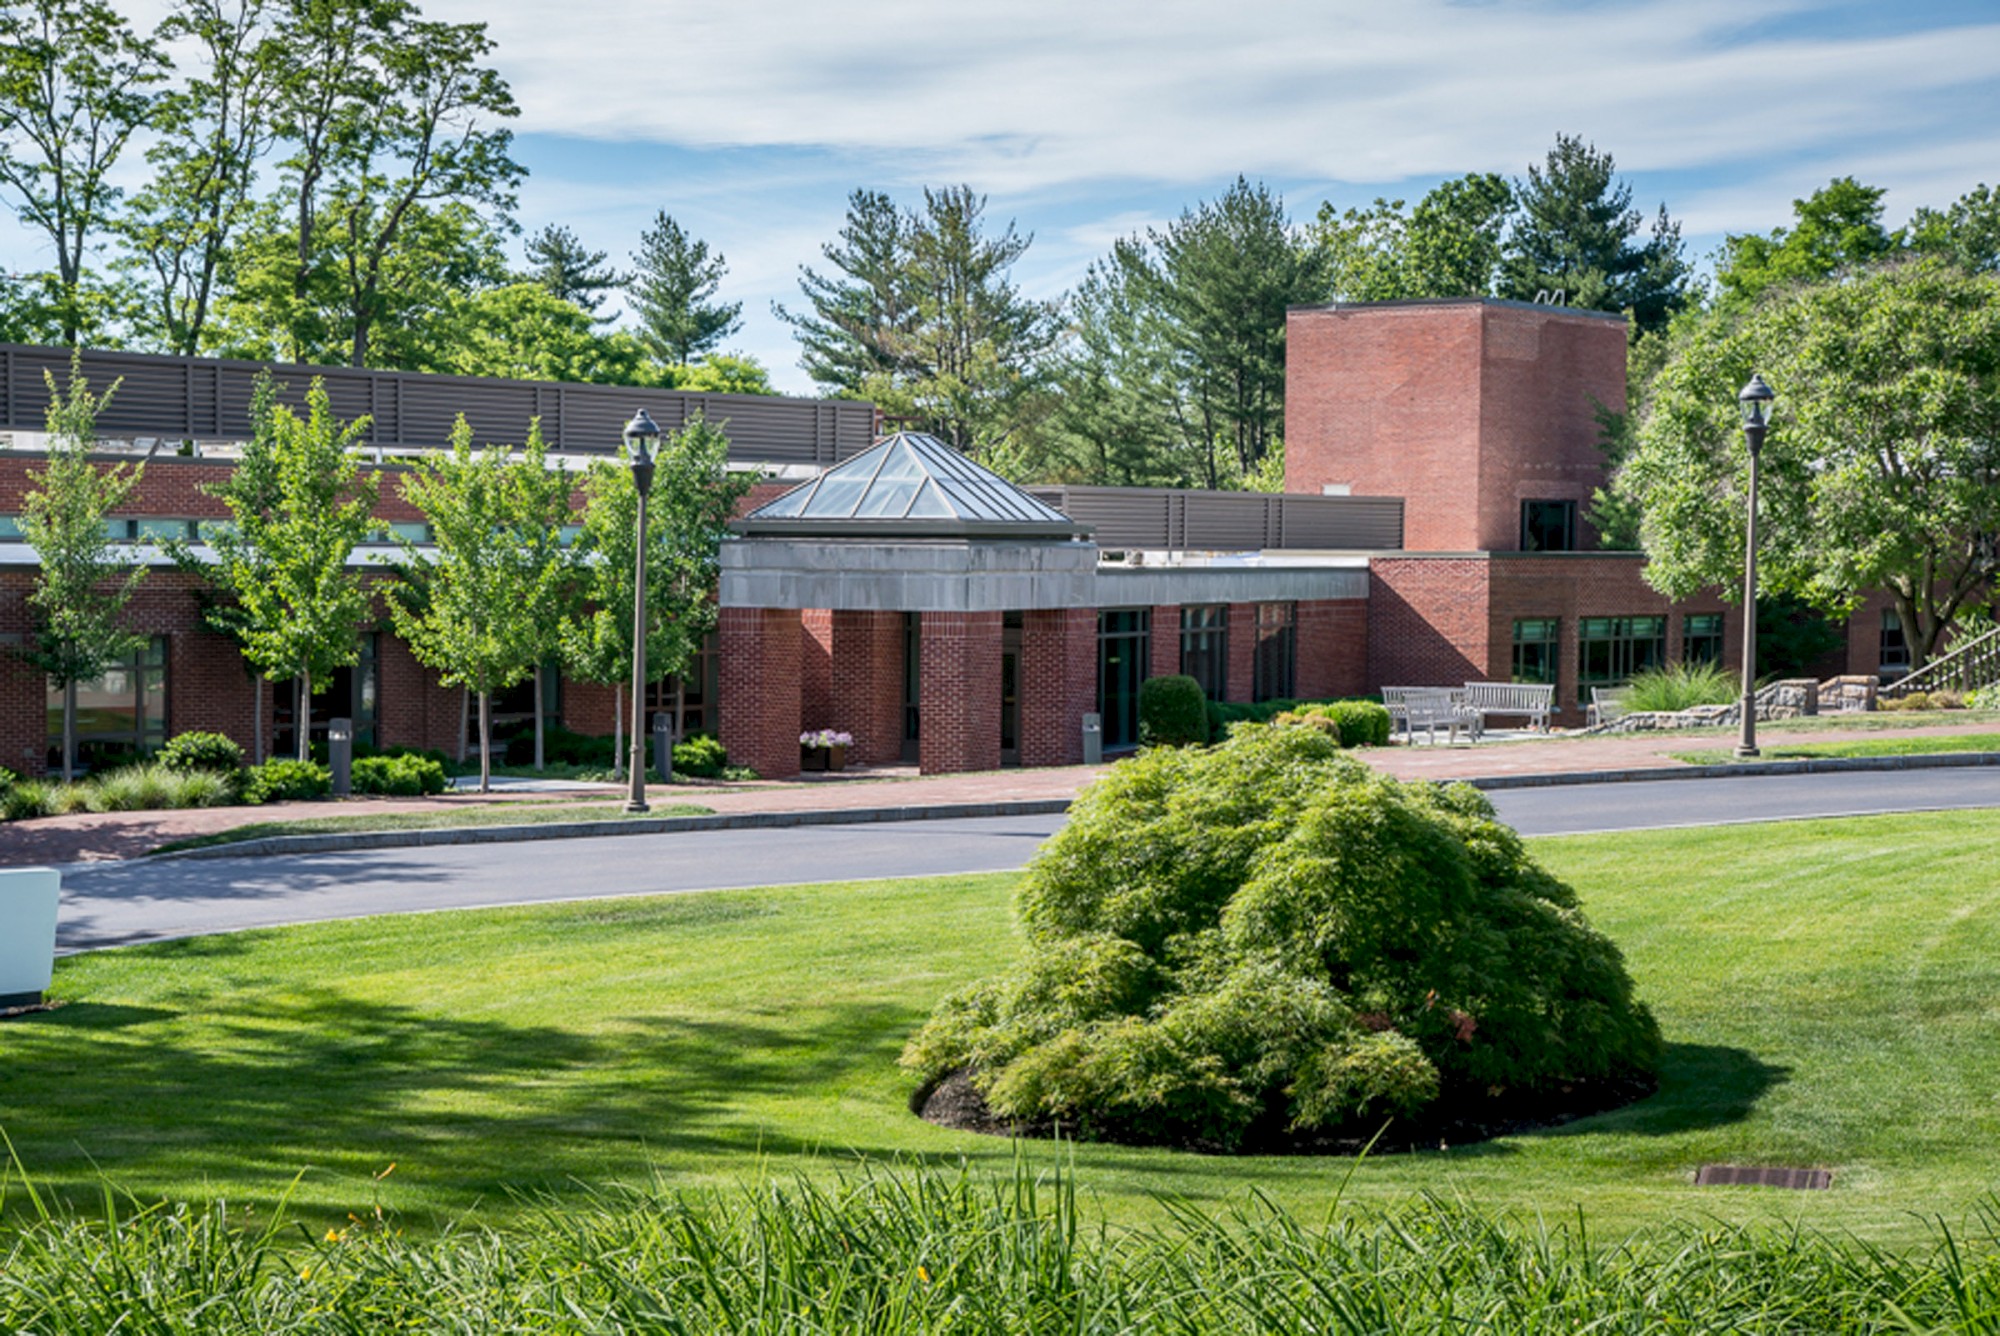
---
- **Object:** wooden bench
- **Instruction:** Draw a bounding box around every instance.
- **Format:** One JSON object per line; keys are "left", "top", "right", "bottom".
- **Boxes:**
{"left": 1460, "top": 681, "right": 1555, "bottom": 733}
{"left": 1587, "top": 686, "right": 1633, "bottom": 729}
{"left": 1382, "top": 686, "right": 1476, "bottom": 745}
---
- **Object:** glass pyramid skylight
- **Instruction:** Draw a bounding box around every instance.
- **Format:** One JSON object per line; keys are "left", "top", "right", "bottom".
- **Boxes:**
{"left": 745, "top": 433, "right": 1078, "bottom": 529}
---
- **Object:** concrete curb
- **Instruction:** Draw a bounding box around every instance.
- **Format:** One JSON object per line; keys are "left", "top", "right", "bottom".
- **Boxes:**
{"left": 150, "top": 798, "right": 1079, "bottom": 862}
{"left": 1460, "top": 749, "right": 2000, "bottom": 790}
{"left": 142, "top": 749, "right": 2000, "bottom": 862}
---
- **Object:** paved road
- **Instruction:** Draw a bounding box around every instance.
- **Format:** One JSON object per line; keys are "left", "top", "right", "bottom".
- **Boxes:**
{"left": 53, "top": 767, "right": 2000, "bottom": 951}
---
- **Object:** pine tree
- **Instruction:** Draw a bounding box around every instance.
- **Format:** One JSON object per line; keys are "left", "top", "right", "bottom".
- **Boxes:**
{"left": 522, "top": 223, "right": 623, "bottom": 318}
{"left": 627, "top": 212, "right": 741, "bottom": 365}
{"left": 774, "top": 189, "right": 914, "bottom": 393}
{"left": 1498, "top": 135, "right": 1688, "bottom": 333}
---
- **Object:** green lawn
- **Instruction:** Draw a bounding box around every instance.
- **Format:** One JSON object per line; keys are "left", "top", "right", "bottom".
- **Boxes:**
{"left": 151, "top": 799, "right": 715, "bottom": 851}
{"left": 1673, "top": 732, "right": 2000, "bottom": 764}
{"left": 9, "top": 810, "right": 2000, "bottom": 1244}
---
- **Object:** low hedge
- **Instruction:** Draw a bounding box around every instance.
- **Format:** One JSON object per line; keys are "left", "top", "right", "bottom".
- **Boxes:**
{"left": 351, "top": 753, "right": 450, "bottom": 796}
{"left": 1275, "top": 699, "right": 1392, "bottom": 748}
{"left": 245, "top": 759, "right": 331, "bottom": 804}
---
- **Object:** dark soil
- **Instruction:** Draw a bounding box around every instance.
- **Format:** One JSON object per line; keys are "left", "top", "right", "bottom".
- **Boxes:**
{"left": 914, "top": 1068, "right": 1658, "bottom": 1155}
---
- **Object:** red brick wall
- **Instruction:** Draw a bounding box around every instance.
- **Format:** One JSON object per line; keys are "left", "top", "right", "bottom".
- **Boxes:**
{"left": 376, "top": 626, "right": 464, "bottom": 755}
{"left": 1294, "top": 598, "right": 1369, "bottom": 700}
{"left": 1149, "top": 604, "right": 1181, "bottom": 680}
{"left": 719, "top": 605, "right": 803, "bottom": 779}
{"left": 830, "top": 609, "right": 905, "bottom": 766}
{"left": 1225, "top": 602, "right": 1256, "bottom": 702}
{"left": 1284, "top": 302, "right": 1625, "bottom": 553}
{"left": 564, "top": 677, "right": 618, "bottom": 740}
{"left": 1019, "top": 607, "right": 1095, "bottom": 767}
{"left": 1366, "top": 557, "right": 1492, "bottom": 691}
{"left": 799, "top": 609, "right": 834, "bottom": 731}
{"left": 1482, "top": 555, "right": 1732, "bottom": 717}
{"left": 918, "top": 610, "right": 1002, "bottom": 775}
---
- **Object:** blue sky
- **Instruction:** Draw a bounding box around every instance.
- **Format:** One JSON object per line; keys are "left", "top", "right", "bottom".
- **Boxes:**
{"left": 17, "top": 0, "right": 2000, "bottom": 393}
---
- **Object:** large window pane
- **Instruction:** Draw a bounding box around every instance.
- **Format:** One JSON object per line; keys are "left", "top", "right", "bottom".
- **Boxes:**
{"left": 1179, "top": 605, "right": 1228, "bottom": 701}
{"left": 1576, "top": 615, "right": 1667, "bottom": 704}
{"left": 1253, "top": 602, "right": 1295, "bottom": 702}
{"left": 1684, "top": 613, "right": 1724, "bottom": 667}
{"left": 47, "top": 635, "right": 168, "bottom": 771}
{"left": 1098, "top": 609, "right": 1150, "bottom": 748}
{"left": 1512, "top": 617, "right": 1559, "bottom": 687}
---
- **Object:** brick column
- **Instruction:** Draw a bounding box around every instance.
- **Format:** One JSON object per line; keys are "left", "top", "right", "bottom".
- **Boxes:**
{"left": 1019, "top": 607, "right": 1097, "bottom": 767}
{"left": 1226, "top": 602, "right": 1257, "bottom": 702}
{"left": 720, "top": 606, "right": 803, "bottom": 779}
{"left": 1149, "top": 604, "right": 1180, "bottom": 680}
{"left": 1295, "top": 599, "right": 1369, "bottom": 700}
{"left": 918, "top": 610, "right": 1003, "bottom": 775}
{"left": 830, "top": 609, "right": 906, "bottom": 766}
{"left": 800, "top": 609, "right": 834, "bottom": 731}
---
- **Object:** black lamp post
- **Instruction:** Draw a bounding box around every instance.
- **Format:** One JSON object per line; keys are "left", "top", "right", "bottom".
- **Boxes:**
{"left": 623, "top": 408, "right": 661, "bottom": 813}
{"left": 1735, "top": 373, "right": 1775, "bottom": 759}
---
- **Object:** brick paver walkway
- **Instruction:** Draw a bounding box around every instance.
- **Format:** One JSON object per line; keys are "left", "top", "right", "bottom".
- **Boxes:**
{"left": 7, "top": 722, "right": 1997, "bottom": 868}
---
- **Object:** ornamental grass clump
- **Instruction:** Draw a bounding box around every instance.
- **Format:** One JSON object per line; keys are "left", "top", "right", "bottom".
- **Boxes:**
{"left": 903, "top": 725, "right": 1660, "bottom": 1150}
{"left": 1623, "top": 661, "right": 1738, "bottom": 713}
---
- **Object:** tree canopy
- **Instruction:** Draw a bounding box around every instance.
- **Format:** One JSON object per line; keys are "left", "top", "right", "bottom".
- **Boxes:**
{"left": 628, "top": 212, "right": 741, "bottom": 367}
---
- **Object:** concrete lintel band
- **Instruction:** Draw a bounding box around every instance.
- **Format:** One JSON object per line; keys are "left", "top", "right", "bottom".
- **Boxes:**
{"left": 1094, "top": 566, "right": 1369, "bottom": 605}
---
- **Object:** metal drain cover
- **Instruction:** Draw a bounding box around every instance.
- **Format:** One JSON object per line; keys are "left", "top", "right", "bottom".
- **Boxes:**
{"left": 1695, "top": 1165, "right": 1832, "bottom": 1190}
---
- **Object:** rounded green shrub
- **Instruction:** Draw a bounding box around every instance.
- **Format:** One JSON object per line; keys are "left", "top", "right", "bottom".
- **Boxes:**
{"left": 1138, "top": 675, "right": 1209, "bottom": 747}
{"left": 244, "top": 759, "right": 331, "bottom": 804}
{"left": 674, "top": 733, "right": 728, "bottom": 777}
{"left": 1277, "top": 701, "right": 1392, "bottom": 748}
{"left": 159, "top": 731, "right": 246, "bottom": 775}
{"left": 351, "top": 753, "right": 449, "bottom": 796}
{"left": 903, "top": 725, "right": 1660, "bottom": 1150}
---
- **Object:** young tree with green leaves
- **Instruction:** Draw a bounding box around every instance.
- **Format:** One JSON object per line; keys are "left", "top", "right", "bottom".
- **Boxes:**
{"left": 206, "top": 378, "right": 378, "bottom": 761}
{"left": 389, "top": 419, "right": 569, "bottom": 791}
{"left": 1316, "top": 173, "right": 1514, "bottom": 302}
{"left": 562, "top": 415, "right": 746, "bottom": 771}
{"left": 0, "top": 0, "right": 167, "bottom": 344}
{"left": 1498, "top": 134, "right": 1688, "bottom": 334}
{"left": 628, "top": 212, "right": 741, "bottom": 367}
{"left": 1620, "top": 260, "right": 2000, "bottom": 670}
{"left": 506, "top": 421, "right": 579, "bottom": 772}
{"left": 19, "top": 358, "right": 145, "bottom": 780}
{"left": 1714, "top": 177, "right": 1898, "bottom": 309}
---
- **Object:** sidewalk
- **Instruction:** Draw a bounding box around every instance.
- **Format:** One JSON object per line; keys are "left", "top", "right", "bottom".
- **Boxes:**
{"left": 7, "top": 721, "right": 1998, "bottom": 867}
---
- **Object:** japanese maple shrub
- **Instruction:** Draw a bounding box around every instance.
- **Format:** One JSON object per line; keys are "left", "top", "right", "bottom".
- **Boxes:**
{"left": 902, "top": 725, "right": 1659, "bottom": 1149}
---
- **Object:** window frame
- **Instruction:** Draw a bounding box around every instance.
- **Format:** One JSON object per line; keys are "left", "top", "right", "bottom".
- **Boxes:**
{"left": 1179, "top": 604, "right": 1229, "bottom": 701}
{"left": 1252, "top": 602, "right": 1296, "bottom": 703}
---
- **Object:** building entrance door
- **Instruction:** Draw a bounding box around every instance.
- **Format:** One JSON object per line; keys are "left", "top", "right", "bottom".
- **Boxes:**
{"left": 901, "top": 612, "right": 921, "bottom": 763}
{"left": 1098, "top": 609, "right": 1149, "bottom": 750}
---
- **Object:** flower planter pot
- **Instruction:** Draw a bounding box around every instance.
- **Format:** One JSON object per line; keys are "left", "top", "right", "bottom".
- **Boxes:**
{"left": 0, "top": 867, "right": 61, "bottom": 1008}
{"left": 800, "top": 745, "right": 849, "bottom": 773}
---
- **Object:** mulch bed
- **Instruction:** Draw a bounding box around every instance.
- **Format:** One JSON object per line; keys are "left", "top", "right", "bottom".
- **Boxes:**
{"left": 916, "top": 1068, "right": 1657, "bottom": 1155}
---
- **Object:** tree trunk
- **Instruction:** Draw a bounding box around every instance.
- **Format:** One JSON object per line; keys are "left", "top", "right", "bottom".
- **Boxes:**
{"left": 253, "top": 675, "right": 264, "bottom": 765}
{"left": 477, "top": 690, "right": 493, "bottom": 794}
{"left": 533, "top": 665, "right": 546, "bottom": 772}
{"left": 673, "top": 678, "right": 686, "bottom": 749}
{"left": 62, "top": 681, "right": 77, "bottom": 782}
{"left": 296, "top": 672, "right": 311, "bottom": 763}
{"left": 612, "top": 683, "right": 624, "bottom": 780}
{"left": 457, "top": 687, "right": 469, "bottom": 764}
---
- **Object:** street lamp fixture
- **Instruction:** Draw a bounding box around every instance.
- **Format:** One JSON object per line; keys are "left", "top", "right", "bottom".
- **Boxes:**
{"left": 1735, "top": 373, "right": 1775, "bottom": 759}
{"left": 623, "top": 408, "right": 662, "bottom": 813}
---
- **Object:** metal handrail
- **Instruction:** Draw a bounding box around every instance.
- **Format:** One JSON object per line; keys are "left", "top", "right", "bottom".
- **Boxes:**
{"left": 1878, "top": 624, "right": 2000, "bottom": 699}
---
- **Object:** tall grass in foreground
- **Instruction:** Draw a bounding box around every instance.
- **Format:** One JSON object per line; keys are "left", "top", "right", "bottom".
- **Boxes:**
{"left": 4, "top": 1167, "right": 2000, "bottom": 1333}
{"left": 1625, "top": 661, "right": 1741, "bottom": 713}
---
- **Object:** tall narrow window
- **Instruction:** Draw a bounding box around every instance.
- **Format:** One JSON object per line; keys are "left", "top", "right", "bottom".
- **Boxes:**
{"left": 1683, "top": 613, "right": 1724, "bottom": 667}
{"left": 1098, "top": 609, "right": 1151, "bottom": 749}
{"left": 1520, "top": 499, "right": 1577, "bottom": 552}
{"left": 1179, "top": 605, "right": 1228, "bottom": 700}
{"left": 1253, "top": 602, "right": 1296, "bottom": 702}
{"left": 1880, "top": 609, "right": 1911, "bottom": 675}
{"left": 1511, "top": 618, "right": 1560, "bottom": 687}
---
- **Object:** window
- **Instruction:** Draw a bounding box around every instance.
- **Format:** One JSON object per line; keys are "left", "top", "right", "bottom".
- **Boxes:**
{"left": 1253, "top": 602, "right": 1296, "bottom": 702}
{"left": 1179, "top": 605, "right": 1228, "bottom": 701}
{"left": 1520, "top": 499, "right": 1577, "bottom": 552}
{"left": 1577, "top": 616, "right": 1666, "bottom": 701}
{"left": 1097, "top": 609, "right": 1150, "bottom": 749}
{"left": 648, "top": 632, "right": 720, "bottom": 737}
{"left": 1511, "top": 618, "right": 1560, "bottom": 687}
{"left": 1684, "top": 613, "right": 1724, "bottom": 667}
{"left": 48, "top": 635, "right": 168, "bottom": 771}
{"left": 0, "top": 515, "right": 21, "bottom": 540}
{"left": 1880, "top": 609, "right": 1911, "bottom": 674}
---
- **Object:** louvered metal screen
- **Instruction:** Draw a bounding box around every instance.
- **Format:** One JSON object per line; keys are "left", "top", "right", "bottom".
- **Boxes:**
{"left": 0, "top": 343, "right": 874, "bottom": 466}
{"left": 1028, "top": 485, "right": 1403, "bottom": 551}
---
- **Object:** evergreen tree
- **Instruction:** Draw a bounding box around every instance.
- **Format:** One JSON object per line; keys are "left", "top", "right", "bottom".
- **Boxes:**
{"left": 19, "top": 356, "right": 146, "bottom": 780}
{"left": 775, "top": 188, "right": 914, "bottom": 394}
{"left": 522, "top": 223, "right": 622, "bottom": 317}
{"left": 1498, "top": 134, "right": 1688, "bottom": 333}
{"left": 627, "top": 212, "right": 741, "bottom": 366}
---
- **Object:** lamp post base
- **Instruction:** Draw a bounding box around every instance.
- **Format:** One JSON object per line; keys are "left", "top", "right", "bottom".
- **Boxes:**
{"left": 1733, "top": 745, "right": 1761, "bottom": 759}
{"left": 623, "top": 799, "right": 650, "bottom": 815}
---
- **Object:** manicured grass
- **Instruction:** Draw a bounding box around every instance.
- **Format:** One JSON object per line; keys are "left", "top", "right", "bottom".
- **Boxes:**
{"left": 9, "top": 810, "right": 2000, "bottom": 1244}
{"left": 150, "top": 799, "right": 715, "bottom": 851}
{"left": 1673, "top": 733, "right": 2000, "bottom": 764}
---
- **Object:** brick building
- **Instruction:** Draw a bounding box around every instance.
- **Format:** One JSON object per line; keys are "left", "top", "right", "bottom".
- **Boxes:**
{"left": 0, "top": 301, "right": 1898, "bottom": 779}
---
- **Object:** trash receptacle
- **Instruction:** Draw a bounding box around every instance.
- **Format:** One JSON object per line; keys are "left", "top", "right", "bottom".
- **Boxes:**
{"left": 1081, "top": 712, "right": 1103, "bottom": 766}
{"left": 328, "top": 717, "right": 353, "bottom": 796}
{"left": 0, "top": 867, "right": 60, "bottom": 1008}
{"left": 653, "top": 713, "right": 674, "bottom": 782}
